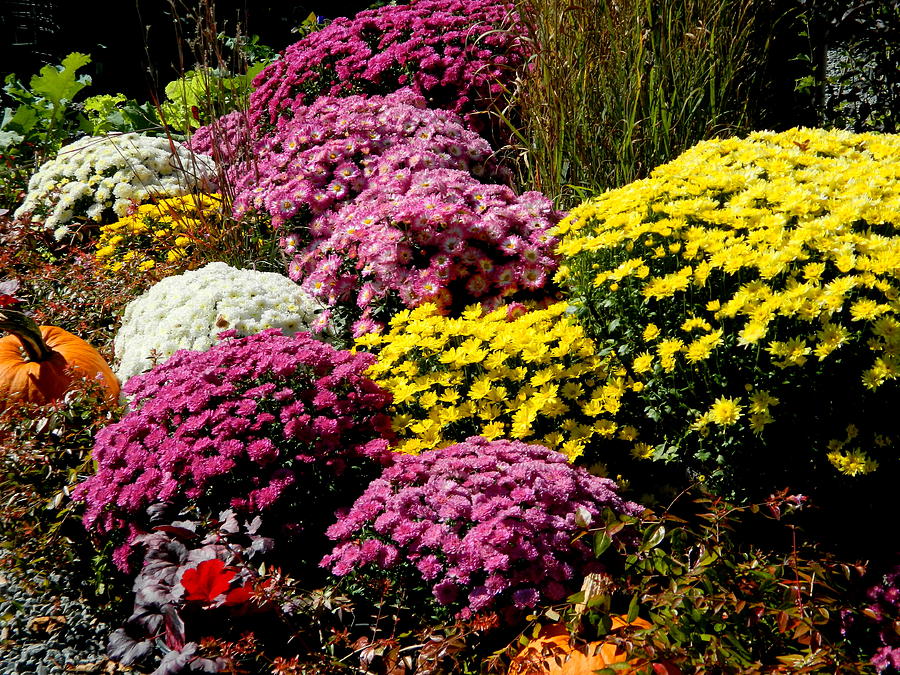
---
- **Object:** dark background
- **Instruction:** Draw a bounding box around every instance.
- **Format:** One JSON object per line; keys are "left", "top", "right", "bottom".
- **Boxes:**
{"left": 0, "top": 0, "right": 374, "bottom": 99}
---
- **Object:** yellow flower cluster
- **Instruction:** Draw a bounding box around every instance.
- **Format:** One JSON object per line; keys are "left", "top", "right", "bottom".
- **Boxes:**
{"left": 95, "top": 193, "right": 223, "bottom": 272}
{"left": 554, "top": 128, "right": 900, "bottom": 479}
{"left": 825, "top": 424, "right": 881, "bottom": 477}
{"left": 356, "top": 303, "right": 640, "bottom": 461}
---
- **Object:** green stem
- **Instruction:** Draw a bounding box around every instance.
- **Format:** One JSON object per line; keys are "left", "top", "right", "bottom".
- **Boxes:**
{"left": 0, "top": 309, "right": 53, "bottom": 362}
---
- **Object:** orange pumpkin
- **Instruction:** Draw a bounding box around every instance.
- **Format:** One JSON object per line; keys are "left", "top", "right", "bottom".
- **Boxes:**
{"left": 509, "top": 616, "right": 681, "bottom": 675}
{"left": 0, "top": 308, "right": 120, "bottom": 408}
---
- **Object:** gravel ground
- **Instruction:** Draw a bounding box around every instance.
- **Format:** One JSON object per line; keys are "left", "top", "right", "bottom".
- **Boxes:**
{"left": 0, "top": 563, "right": 116, "bottom": 674}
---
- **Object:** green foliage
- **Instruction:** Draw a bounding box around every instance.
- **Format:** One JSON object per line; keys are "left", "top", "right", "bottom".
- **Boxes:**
{"left": 0, "top": 54, "right": 95, "bottom": 211}
{"left": 0, "top": 52, "right": 93, "bottom": 162}
{"left": 158, "top": 66, "right": 261, "bottom": 132}
{"left": 794, "top": 0, "right": 900, "bottom": 133}
{"left": 554, "top": 490, "right": 879, "bottom": 672}
{"left": 504, "top": 0, "right": 771, "bottom": 208}
{"left": 0, "top": 54, "right": 161, "bottom": 211}
{"left": 81, "top": 93, "right": 161, "bottom": 136}
{"left": 0, "top": 377, "right": 128, "bottom": 605}
{"left": 28, "top": 52, "right": 93, "bottom": 119}
{"left": 218, "top": 31, "right": 281, "bottom": 63}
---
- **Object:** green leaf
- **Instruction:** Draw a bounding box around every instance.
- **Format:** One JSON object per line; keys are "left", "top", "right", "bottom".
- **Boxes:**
{"left": 626, "top": 593, "right": 640, "bottom": 622}
{"left": 594, "top": 531, "right": 613, "bottom": 557}
{"left": 30, "top": 52, "right": 92, "bottom": 108}
{"left": 0, "top": 129, "right": 24, "bottom": 148}
{"left": 246, "top": 61, "right": 267, "bottom": 83}
{"left": 5, "top": 105, "right": 39, "bottom": 134}
{"left": 641, "top": 524, "right": 666, "bottom": 550}
{"left": 3, "top": 74, "right": 32, "bottom": 102}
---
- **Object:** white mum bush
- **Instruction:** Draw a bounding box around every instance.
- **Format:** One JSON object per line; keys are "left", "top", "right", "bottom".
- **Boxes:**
{"left": 14, "top": 133, "right": 215, "bottom": 240}
{"left": 114, "top": 262, "right": 325, "bottom": 383}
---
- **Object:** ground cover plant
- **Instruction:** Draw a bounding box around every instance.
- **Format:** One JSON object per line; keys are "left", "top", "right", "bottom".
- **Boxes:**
{"left": 1, "top": 1, "right": 899, "bottom": 674}
{"left": 525, "top": 490, "right": 884, "bottom": 673}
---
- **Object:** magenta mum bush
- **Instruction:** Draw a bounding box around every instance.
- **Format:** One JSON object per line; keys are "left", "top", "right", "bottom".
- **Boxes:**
{"left": 867, "top": 565, "right": 900, "bottom": 672}
{"left": 232, "top": 90, "right": 498, "bottom": 230}
{"left": 295, "top": 167, "right": 560, "bottom": 335}
{"left": 249, "top": 0, "right": 525, "bottom": 131}
{"left": 72, "top": 329, "right": 394, "bottom": 568}
{"left": 322, "top": 437, "right": 642, "bottom": 619}
{"left": 186, "top": 109, "right": 253, "bottom": 167}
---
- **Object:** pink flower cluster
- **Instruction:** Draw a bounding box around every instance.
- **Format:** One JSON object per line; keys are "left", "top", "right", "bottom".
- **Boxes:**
{"left": 231, "top": 90, "right": 497, "bottom": 229}
{"left": 249, "top": 0, "right": 525, "bottom": 131}
{"left": 72, "top": 329, "right": 394, "bottom": 558}
{"left": 187, "top": 110, "right": 253, "bottom": 166}
{"left": 867, "top": 565, "right": 900, "bottom": 672}
{"left": 322, "top": 437, "right": 642, "bottom": 619}
{"left": 297, "top": 168, "right": 559, "bottom": 335}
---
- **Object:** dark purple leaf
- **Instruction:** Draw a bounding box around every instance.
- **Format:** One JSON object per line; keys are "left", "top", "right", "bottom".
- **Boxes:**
{"left": 154, "top": 525, "right": 201, "bottom": 541}
{"left": 162, "top": 604, "right": 186, "bottom": 651}
{"left": 107, "top": 628, "right": 155, "bottom": 665}
{"left": 152, "top": 643, "right": 198, "bottom": 675}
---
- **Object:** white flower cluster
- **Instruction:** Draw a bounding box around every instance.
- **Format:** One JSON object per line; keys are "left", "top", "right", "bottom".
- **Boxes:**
{"left": 14, "top": 133, "right": 215, "bottom": 240}
{"left": 114, "top": 262, "right": 325, "bottom": 383}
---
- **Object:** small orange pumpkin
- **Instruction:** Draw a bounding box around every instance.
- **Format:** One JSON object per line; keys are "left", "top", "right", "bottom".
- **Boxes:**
{"left": 0, "top": 308, "right": 120, "bottom": 408}
{"left": 509, "top": 616, "right": 681, "bottom": 675}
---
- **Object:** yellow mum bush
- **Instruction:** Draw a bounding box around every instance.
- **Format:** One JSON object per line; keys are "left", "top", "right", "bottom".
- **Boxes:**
{"left": 356, "top": 302, "right": 641, "bottom": 462}
{"left": 555, "top": 127, "right": 900, "bottom": 496}
{"left": 94, "top": 193, "right": 223, "bottom": 272}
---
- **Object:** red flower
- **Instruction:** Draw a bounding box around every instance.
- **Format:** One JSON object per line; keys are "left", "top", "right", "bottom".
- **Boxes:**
{"left": 181, "top": 558, "right": 235, "bottom": 604}
{"left": 223, "top": 583, "right": 253, "bottom": 606}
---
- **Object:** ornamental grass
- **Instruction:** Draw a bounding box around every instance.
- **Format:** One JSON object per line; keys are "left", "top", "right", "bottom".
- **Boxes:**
{"left": 504, "top": 0, "right": 768, "bottom": 207}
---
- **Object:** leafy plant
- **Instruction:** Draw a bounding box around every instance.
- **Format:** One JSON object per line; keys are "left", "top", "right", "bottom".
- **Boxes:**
{"left": 0, "top": 374, "right": 127, "bottom": 603}
{"left": 81, "top": 93, "right": 161, "bottom": 136}
{"left": 537, "top": 490, "right": 879, "bottom": 673}
{"left": 0, "top": 53, "right": 95, "bottom": 211}
{"left": 0, "top": 52, "right": 93, "bottom": 165}
{"left": 106, "top": 510, "right": 290, "bottom": 673}
{"left": 793, "top": 0, "right": 900, "bottom": 133}
{"left": 158, "top": 66, "right": 267, "bottom": 133}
